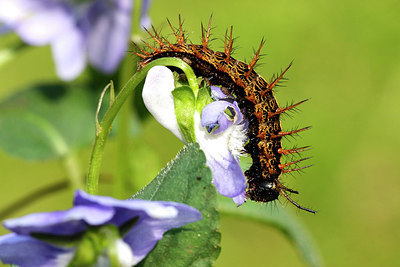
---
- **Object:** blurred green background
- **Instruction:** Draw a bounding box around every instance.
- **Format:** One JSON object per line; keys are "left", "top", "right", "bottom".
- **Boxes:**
{"left": 1, "top": 0, "right": 400, "bottom": 266}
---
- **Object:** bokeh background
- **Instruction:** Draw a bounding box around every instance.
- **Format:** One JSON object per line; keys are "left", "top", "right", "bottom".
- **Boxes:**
{"left": 1, "top": 0, "right": 399, "bottom": 266}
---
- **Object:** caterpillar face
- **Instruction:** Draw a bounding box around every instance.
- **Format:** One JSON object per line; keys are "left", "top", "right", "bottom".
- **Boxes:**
{"left": 248, "top": 179, "right": 280, "bottom": 202}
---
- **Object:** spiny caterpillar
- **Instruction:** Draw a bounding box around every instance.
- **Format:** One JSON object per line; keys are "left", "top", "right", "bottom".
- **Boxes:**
{"left": 135, "top": 17, "right": 315, "bottom": 213}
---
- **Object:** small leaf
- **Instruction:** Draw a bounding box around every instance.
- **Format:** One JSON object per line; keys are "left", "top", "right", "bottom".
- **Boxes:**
{"left": 196, "top": 86, "right": 212, "bottom": 113}
{"left": 109, "top": 80, "right": 115, "bottom": 106}
{"left": 131, "top": 143, "right": 221, "bottom": 267}
{"left": 172, "top": 86, "right": 196, "bottom": 143}
{"left": 96, "top": 81, "right": 114, "bottom": 133}
{"left": 218, "top": 197, "right": 322, "bottom": 267}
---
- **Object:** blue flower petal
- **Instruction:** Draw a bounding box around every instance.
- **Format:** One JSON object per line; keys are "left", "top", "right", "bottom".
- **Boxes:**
{"left": 206, "top": 151, "right": 247, "bottom": 198}
{"left": 0, "top": 0, "right": 138, "bottom": 80}
{"left": 0, "top": 1, "right": 74, "bottom": 46}
{"left": 74, "top": 190, "right": 201, "bottom": 224}
{"left": 232, "top": 191, "right": 247, "bottom": 206}
{"left": 87, "top": 0, "right": 132, "bottom": 73}
{"left": 210, "top": 86, "right": 228, "bottom": 100}
{"left": 0, "top": 188, "right": 201, "bottom": 267}
{"left": 196, "top": 111, "right": 248, "bottom": 203}
{"left": 140, "top": 0, "right": 152, "bottom": 28}
{"left": 201, "top": 99, "right": 245, "bottom": 135}
{"left": 201, "top": 101, "right": 235, "bottom": 134}
{"left": 74, "top": 190, "right": 202, "bottom": 265}
{"left": 51, "top": 26, "right": 87, "bottom": 81}
{"left": 3, "top": 205, "right": 115, "bottom": 236}
{"left": 123, "top": 205, "right": 202, "bottom": 265}
{"left": 0, "top": 233, "right": 74, "bottom": 267}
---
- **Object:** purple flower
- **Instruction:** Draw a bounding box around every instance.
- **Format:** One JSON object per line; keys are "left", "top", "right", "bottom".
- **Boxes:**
{"left": 142, "top": 66, "right": 248, "bottom": 206}
{"left": 0, "top": 0, "right": 151, "bottom": 80}
{"left": 196, "top": 89, "right": 248, "bottom": 206}
{"left": 210, "top": 86, "right": 234, "bottom": 100}
{"left": 0, "top": 190, "right": 201, "bottom": 266}
{"left": 201, "top": 99, "right": 243, "bottom": 134}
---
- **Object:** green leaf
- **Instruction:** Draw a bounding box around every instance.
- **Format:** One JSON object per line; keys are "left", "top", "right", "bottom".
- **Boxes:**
{"left": 131, "top": 143, "right": 221, "bottom": 267}
{"left": 196, "top": 86, "right": 212, "bottom": 113}
{"left": 0, "top": 111, "right": 68, "bottom": 159}
{"left": 0, "top": 84, "right": 98, "bottom": 160}
{"left": 172, "top": 86, "right": 196, "bottom": 143}
{"left": 218, "top": 197, "right": 322, "bottom": 267}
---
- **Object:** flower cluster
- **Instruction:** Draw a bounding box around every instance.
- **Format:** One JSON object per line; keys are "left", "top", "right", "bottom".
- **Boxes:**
{"left": 0, "top": 190, "right": 201, "bottom": 267}
{"left": 0, "top": 0, "right": 151, "bottom": 80}
{"left": 142, "top": 66, "right": 249, "bottom": 206}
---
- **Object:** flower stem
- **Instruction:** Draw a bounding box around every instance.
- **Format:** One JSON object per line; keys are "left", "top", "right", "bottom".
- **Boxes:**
{"left": 86, "top": 57, "right": 198, "bottom": 194}
{"left": 114, "top": 95, "right": 134, "bottom": 197}
{"left": 61, "top": 151, "right": 83, "bottom": 191}
{"left": 114, "top": 46, "right": 140, "bottom": 198}
{"left": 132, "top": 0, "right": 143, "bottom": 35}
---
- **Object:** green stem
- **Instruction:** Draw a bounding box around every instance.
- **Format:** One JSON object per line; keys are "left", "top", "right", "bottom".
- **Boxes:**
{"left": 86, "top": 57, "right": 199, "bottom": 194}
{"left": 62, "top": 152, "right": 83, "bottom": 190}
{"left": 132, "top": 0, "right": 143, "bottom": 35}
{"left": 114, "top": 42, "right": 140, "bottom": 198}
{"left": 114, "top": 94, "right": 134, "bottom": 197}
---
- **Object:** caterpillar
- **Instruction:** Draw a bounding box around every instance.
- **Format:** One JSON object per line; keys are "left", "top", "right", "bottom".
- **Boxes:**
{"left": 135, "top": 17, "right": 315, "bottom": 213}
